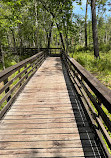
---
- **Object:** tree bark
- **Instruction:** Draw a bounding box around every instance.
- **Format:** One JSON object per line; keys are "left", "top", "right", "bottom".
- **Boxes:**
{"left": 91, "top": 0, "right": 100, "bottom": 58}
{"left": 11, "top": 29, "right": 16, "bottom": 53}
{"left": 0, "top": 41, "right": 2, "bottom": 58}
{"left": 18, "top": 23, "right": 23, "bottom": 56}
{"left": 1, "top": 46, "right": 5, "bottom": 70}
{"left": 56, "top": 23, "right": 65, "bottom": 51}
{"left": 88, "top": 21, "right": 90, "bottom": 45}
{"left": 105, "top": 31, "right": 107, "bottom": 44}
{"left": 85, "top": 0, "right": 88, "bottom": 48}
{"left": 48, "top": 22, "right": 53, "bottom": 49}
{"left": 34, "top": 0, "right": 39, "bottom": 48}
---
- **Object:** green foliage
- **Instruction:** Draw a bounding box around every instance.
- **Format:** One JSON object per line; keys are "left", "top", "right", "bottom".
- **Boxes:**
{"left": 71, "top": 48, "right": 111, "bottom": 89}
{"left": 99, "top": 44, "right": 111, "bottom": 52}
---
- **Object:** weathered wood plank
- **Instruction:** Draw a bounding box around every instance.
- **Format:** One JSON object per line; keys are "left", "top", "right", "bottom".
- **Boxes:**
{"left": 0, "top": 148, "right": 84, "bottom": 155}
{"left": 1, "top": 117, "right": 75, "bottom": 124}
{"left": 0, "top": 140, "right": 82, "bottom": 149}
{"left": 0, "top": 122, "right": 77, "bottom": 129}
{"left": 10, "top": 106, "right": 73, "bottom": 111}
{"left": 0, "top": 133, "right": 82, "bottom": 141}
{"left": 0, "top": 128, "right": 78, "bottom": 135}
{"left": 0, "top": 140, "right": 96, "bottom": 150}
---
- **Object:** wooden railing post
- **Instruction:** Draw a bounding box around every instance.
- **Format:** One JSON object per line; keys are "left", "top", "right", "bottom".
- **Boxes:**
{"left": 25, "top": 65, "right": 28, "bottom": 79}
{"left": 18, "top": 69, "right": 22, "bottom": 87}
{"left": 4, "top": 78, "right": 11, "bottom": 102}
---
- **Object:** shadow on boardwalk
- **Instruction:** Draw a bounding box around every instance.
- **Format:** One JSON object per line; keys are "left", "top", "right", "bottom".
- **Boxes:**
{"left": 62, "top": 60, "right": 106, "bottom": 158}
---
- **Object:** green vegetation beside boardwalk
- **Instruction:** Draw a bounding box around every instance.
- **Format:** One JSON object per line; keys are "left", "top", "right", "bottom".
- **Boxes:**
{"left": 0, "top": 53, "right": 32, "bottom": 71}
{"left": 70, "top": 48, "right": 111, "bottom": 89}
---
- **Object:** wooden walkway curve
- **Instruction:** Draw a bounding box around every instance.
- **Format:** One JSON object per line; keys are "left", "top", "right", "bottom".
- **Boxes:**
{"left": 0, "top": 56, "right": 108, "bottom": 157}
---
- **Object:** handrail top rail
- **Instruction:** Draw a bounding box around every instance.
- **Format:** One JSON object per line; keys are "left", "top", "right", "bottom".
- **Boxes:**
{"left": 0, "top": 51, "right": 44, "bottom": 80}
{"left": 65, "top": 54, "right": 111, "bottom": 110}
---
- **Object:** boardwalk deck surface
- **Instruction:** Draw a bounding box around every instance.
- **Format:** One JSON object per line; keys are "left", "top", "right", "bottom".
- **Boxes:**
{"left": 0, "top": 57, "right": 104, "bottom": 157}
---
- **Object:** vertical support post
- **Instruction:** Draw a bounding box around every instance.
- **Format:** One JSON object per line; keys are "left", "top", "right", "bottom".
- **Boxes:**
{"left": 32, "top": 62, "right": 34, "bottom": 72}
{"left": 97, "top": 97, "right": 102, "bottom": 118}
{"left": 36, "top": 55, "right": 39, "bottom": 70}
{"left": 44, "top": 51, "right": 46, "bottom": 60}
{"left": 18, "top": 69, "right": 22, "bottom": 86}
{"left": 4, "top": 78, "right": 11, "bottom": 102}
{"left": 25, "top": 64, "right": 28, "bottom": 79}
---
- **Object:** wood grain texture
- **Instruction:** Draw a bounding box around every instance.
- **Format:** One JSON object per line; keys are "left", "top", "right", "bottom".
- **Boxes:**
{"left": 0, "top": 57, "right": 84, "bottom": 157}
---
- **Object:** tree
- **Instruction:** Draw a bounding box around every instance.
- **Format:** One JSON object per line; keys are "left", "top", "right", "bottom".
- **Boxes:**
{"left": 91, "top": 0, "right": 100, "bottom": 58}
{"left": 85, "top": 0, "right": 88, "bottom": 48}
{"left": 38, "top": 0, "right": 74, "bottom": 51}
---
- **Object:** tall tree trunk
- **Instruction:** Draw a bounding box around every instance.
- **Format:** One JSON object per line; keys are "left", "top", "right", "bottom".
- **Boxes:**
{"left": 88, "top": 21, "right": 90, "bottom": 45}
{"left": 64, "top": 21, "right": 69, "bottom": 53}
{"left": 18, "top": 23, "right": 23, "bottom": 56}
{"left": 1, "top": 45, "right": 5, "bottom": 70}
{"left": 48, "top": 22, "right": 53, "bottom": 49}
{"left": 85, "top": 0, "right": 88, "bottom": 48}
{"left": 34, "top": 0, "right": 39, "bottom": 48}
{"left": 33, "top": 33, "right": 36, "bottom": 47}
{"left": 6, "top": 33, "right": 11, "bottom": 48}
{"left": 91, "top": 0, "right": 100, "bottom": 58}
{"left": 105, "top": 31, "right": 107, "bottom": 44}
{"left": 11, "top": 29, "right": 16, "bottom": 52}
{"left": 56, "top": 23, "right": 65, "bottom": 51}
{"left": 0, "top": 41, "right": 2, "bottom": 58}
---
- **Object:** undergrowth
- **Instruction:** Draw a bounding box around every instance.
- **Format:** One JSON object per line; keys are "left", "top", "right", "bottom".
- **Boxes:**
{"left": 70, "top": 50, "right": 111, "bottom": 89}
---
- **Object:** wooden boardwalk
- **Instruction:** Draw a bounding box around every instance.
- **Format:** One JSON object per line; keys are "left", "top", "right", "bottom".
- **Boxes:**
{"left": 0, "top": 57, "right": 104, "bottom": 157}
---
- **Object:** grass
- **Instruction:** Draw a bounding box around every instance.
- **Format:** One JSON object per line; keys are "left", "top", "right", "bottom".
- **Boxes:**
{"left": 0, "top": 53, "right": 32, "bottom": 71}
{"left": 70, "top": 50, "right": 111, "bottom": 89}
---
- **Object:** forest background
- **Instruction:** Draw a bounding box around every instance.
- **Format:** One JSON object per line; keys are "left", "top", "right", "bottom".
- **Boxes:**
{"left": 0, "top": 0, "right": 111, "bottom": 88}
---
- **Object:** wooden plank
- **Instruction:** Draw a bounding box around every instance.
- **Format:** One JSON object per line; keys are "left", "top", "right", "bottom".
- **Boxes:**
{"left": 12, "top": 103, "right": 75, "bottom": 107}
{"left": 10, "top": 106, "right": 73, "bottom": 111}
{"left": 0, "top": 133, "right": 82, "bottom": 141}
{"left": 0, "top": 128, "right": 78, "bottom": 135}
{"left": 0, "top": 122, "right": 77, "bottom": 129}
{"left": 0, "top": 140, "right": 97, "bottom": 150}
{"left": 0, "top": 153, "right": 85, "bottom": 158}
{"left": 7, "top": 109, "right": 73, "bottom": 114}
{"left": 0, "top": 140, "right": 83, "bottom": 150}
{"left": 0, "top": 148, "right": 84, "bottom": 156}
{"left": 1, "top": 117, "right": 75, "bottom": 124}
{"left": 6, "top": 111, "right": 74, "bottom": 116}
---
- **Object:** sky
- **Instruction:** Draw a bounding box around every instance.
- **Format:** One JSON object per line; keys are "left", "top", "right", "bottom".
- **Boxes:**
{"left": 73, "top": 0, "right": 111, "bottom": 20}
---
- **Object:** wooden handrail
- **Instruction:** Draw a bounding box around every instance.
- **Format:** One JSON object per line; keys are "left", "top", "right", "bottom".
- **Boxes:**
{"left": 62, "top": 52, "right": 111, "bottom": 158}
{"left": 69, "top": 56, "right": 111, "bottom": 112}
{"left": 0, "top": 51, "right": 44, "bottom": 82}
{"left": 0, "top": 51, "right": 46, "bottom": 118}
